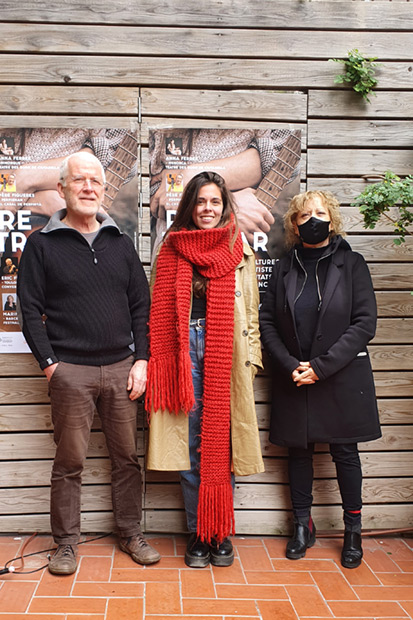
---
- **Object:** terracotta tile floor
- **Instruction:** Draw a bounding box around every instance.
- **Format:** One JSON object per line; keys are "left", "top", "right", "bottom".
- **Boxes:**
{"left": 0, "top": 533, "right": 412, "bottom": 619}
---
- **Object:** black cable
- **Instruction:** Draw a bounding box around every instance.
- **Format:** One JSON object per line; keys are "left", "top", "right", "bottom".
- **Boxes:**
{"left": 0, "top": 532, "right": 112, "bottom": 576}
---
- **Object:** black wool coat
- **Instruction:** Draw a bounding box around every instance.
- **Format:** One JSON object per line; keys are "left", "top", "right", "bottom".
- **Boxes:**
{"left": 259, "top": 236, "right": 381, "bottom": 448}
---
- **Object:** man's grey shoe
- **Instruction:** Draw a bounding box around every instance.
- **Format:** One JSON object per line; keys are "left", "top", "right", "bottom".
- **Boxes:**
{"left": 48, "top": 544, "right": 78, "bottom": 575}
{"left": 119, "top": 533, "right": 161, "bottom": 565}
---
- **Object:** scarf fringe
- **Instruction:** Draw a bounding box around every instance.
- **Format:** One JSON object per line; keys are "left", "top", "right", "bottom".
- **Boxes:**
{"left": 146, "top": 350, "right": 194, "bottom": 415}
{"left": 197, "top": 481, "right": 235, "bottom": 543}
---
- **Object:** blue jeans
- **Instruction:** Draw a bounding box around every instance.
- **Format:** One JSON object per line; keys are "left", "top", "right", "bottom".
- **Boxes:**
{"left": 180, "top": 320, "right": 234, "bottom": 533}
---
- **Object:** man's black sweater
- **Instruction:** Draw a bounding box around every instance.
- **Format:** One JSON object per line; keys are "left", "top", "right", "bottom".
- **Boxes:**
{"left": 17, "top": 210, "right": 150, "bottom": 369}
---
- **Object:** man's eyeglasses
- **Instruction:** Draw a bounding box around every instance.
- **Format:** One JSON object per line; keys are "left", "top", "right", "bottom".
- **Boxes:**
{"left": 69, "top": 176, "right": 104, "bottom": 188}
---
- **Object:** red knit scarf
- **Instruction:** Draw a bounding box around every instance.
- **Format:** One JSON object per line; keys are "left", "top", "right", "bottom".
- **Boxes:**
{"left": 146, "top": 221, "right": 243, "bottom": 542}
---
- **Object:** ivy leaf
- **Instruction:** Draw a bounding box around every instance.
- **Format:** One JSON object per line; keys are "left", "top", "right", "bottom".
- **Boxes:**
{"left": 329, "top": 49, "right": 380, "bottom": 103}
{"left": 352, "top": 172, "right": 413, "bottom": 245}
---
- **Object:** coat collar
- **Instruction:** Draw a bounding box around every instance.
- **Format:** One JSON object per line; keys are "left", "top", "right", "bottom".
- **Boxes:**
{"left": 40, "top": 208, "right": 121, "bottom": 235}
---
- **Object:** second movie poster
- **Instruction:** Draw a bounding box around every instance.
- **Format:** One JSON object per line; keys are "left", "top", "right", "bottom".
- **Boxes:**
{"left": 148, "top": 127, "right": 301, "bottom": 297}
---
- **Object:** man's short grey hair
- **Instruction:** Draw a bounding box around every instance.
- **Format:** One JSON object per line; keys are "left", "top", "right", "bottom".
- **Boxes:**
{"left": 59, "top": 151, "right": 106, "bottom": 187}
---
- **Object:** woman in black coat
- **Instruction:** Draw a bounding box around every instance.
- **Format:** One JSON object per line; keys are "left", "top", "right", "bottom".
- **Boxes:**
{"left": 259, "top": 190, "right": 381, "bottom": 569}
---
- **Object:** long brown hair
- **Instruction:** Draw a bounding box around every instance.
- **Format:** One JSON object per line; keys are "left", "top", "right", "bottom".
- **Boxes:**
{"left": 166, "top": 171, "right": 239, "bottom": 297}
{"left": 168, "top": 171, "right": 237, "bottom": 232}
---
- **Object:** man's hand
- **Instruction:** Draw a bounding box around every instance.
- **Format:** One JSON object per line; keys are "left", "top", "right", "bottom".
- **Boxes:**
{"left": 233, "top": 188, "right": 275, "bottom": 244}
{"left": 44, "top": 363, "right": 58, "bottom": 382}
{"left": 127, "top": 359, "right": 148, "bottom": 400}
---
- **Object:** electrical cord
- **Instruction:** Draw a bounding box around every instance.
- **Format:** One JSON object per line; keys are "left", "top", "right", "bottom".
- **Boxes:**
{"left": 317, "top": 526, "right": 413, "bottom": 539}
{"left": 0, "top": 532, "right": 112, "bottom": 576}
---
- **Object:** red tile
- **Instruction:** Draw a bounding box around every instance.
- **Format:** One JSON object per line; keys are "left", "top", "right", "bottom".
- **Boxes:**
{"left": 29, "top": 597, "right": 106, "bottom": 614}
{"left": 183, "top": 597, "right": 259, "bottom": 615}
{"left": 377, "top": 573, "right": 413, "bottom": 586}
{"left": 0, "top": 616, "right": 65, "bottom": 620}
{"left": 175, "top": 537, "right": 188, "bottom": 557}
{"left": 375, "top": 539, "right": 413, "bottom": 561}
{"left": 80, "top": 533, "right": 117, "bottom": 546}
{"left": 106, "top": 597, "right": 143, "bottom": 620}
{"left": 306, "top": 538, "right": 342, "bottom": 561}
{"left": 329, "top": 601, "right": 408, "bottom": 617}
{"left": 181, "top": 568, "right": 215, "bottom": 598}
{"left": 111, "top": 567, "right": 179, "bottom": 582}
{"left": 258, "top": 599, "right": 301, "bottom": 620}
{"left": 263, "top": 537, "right": 288, "bottom": 558}
{"left": 363, "top": 547, "right": 402, "bottom": 573}
{"left": 0, "top": 542, "right": 24, "bottom": 564}
{"left": 354, "top": 585, "right": 413, "bottom": 600}
{"left": 238, "top": 545, "right": 272, "bottom": 571}
{"left": 342, "top": 560, "right": 382, "bottom": 586}
{"left": 73, "top": 581, "right": 144, "bottom": 597}
{"left": 152, "top": 556, "right": 186, "bottom": 568}
{"left": 286, "top": 585, "right": 332, "bottom": 617}
{"left": 146, "top": 617, "right": 216, "bottom": 620}
{"left": 396, "top": 561, "right": 413, "bottom": 573}
{"left": 246, "top": 570, "right": 313, "bottom": 585}
{"left": 75, "top": 533, "right": 116, "bottom": 554}
{"left": 272, "top": 558, "right": 339, "bottom": 572}
{"left": 66, "top": 616, "right": 105, "bottom": 620}
{"left": 77, "top": 543, "right": 114, "bottom": 556}
{"left": 0, "top": 535, "right": 16, "bottom": 543}
{"left": 0, "top": 566, "right": 46, "bottom": 582}
{"left": 0, "top": 581, "right": 37, "bottom": 612}
{"left": 216, "top": 584, "right": 288, "bottom": 599}
{"left": 400, "top": 601, "right": 413, "bottom": 615}
{"left": 76, "top": 555, "right": 112, "bottom": 581}
{"left": 36, "top": 569, "right": 76, "bottom": 596}
{"left": 0, "top": 536, "right": 51, "bottom": 580}
{"left": 312, "top": 571, "right": 357, "bottom": 600}
{"left": 233, "top": 536, "right": 264, "bottom": 547}
{"left": 2, "top": 533, "right": 412, "bottom": 620}
{"left": 18, "top": 534, "right": 54, "bottom": 554}
{"left": 212, "top": 558, "right": 246, "bottom": 583}
{"left": 144, "top": 536, "right": 175, "bottom": 555}
{"left": 146, "top": 581, "right": 181, "bottom": 615}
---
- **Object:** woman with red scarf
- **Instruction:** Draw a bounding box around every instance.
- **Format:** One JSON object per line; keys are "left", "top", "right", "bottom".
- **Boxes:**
{"left": 146, "top": 171, "right": 264, "bottom": 568}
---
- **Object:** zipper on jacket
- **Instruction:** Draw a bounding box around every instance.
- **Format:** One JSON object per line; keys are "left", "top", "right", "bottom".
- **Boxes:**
{"left": 293, "top": 250, "right": 307, "bottom": 305}
{"left": 315, "top": 250, "right": 334, "bottom": 310}
{"left": 293, "top": 247, "right": 334, "bottom": 312}
{"left": 91, "top": 247, "right": 98, "bottom": 264}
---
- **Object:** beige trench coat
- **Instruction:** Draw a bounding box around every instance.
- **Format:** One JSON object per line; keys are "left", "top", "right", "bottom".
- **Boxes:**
{"left": 147, "top": 243, "right": 264, "bottom": 476}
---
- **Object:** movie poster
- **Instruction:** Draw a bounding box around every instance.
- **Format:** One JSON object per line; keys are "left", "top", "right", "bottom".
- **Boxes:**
{"left": 0, "top": 128, "right": 139, "bottom": 353}
{"left": 148, "top": 128, "right": 301, "bottom": 297}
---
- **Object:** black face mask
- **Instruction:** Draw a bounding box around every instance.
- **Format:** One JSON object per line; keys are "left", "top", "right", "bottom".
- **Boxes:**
{"left": 297, "top": 217, "right": 330, "bottom": 245}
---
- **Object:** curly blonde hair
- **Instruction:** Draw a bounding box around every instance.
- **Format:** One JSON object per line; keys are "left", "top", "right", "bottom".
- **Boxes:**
{"left": 283, "top": 190, "right": 346, "bottom": 249}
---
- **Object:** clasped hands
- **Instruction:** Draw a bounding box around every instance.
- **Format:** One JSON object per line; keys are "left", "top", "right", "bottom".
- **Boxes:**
{"left": 292, "top": 361, "right": 319, "bottom": 386}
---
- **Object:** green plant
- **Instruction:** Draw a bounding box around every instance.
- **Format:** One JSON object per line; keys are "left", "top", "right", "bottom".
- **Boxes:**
{"left": 352, "top": 172, "right": 413, "bottom": 245}
{"left": 330, "top": 49, "right": 380, "bottom": 103}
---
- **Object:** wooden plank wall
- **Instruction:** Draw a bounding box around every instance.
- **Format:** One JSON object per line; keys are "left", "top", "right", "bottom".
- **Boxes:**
{"left": 0, "top": 0, "right": 412, "bottom": 536}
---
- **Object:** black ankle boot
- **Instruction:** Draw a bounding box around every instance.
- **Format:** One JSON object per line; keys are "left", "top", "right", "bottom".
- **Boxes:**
{"left": 185, "top": 533, "right": 210, "bottom": 568}
{"left": 210, "top": 537, "right": 234, "bottom": 567}
{"left": 286, "top": 519, "right": 316, "bottom": 560}
{"left": 341, "top": 531, "right": 363, "bottom": 569}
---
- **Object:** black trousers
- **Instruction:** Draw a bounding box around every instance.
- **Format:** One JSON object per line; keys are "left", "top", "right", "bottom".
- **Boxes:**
{"left": 288, "top": 443, "right": 362, "bottom": 522}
